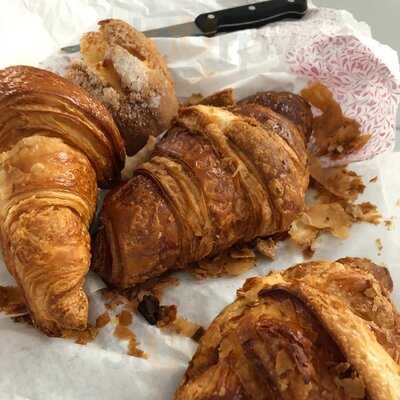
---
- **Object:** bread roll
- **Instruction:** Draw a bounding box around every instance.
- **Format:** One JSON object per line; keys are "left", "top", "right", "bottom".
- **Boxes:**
{"left": 66, "top": 19, "right": 179, "bottom": 156}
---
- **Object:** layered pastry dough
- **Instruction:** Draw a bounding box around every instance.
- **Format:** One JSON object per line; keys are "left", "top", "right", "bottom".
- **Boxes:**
{"left": 66, "top": 19, "right": 179, "bottom": 155}
{"left": 93, "top": 93, "right": 311, "bottom": 287}
{"left": 175, "top": 258, "right": 400, "bottom": 400}
{"left": 0, "top": 66, "right": 125, "bottom": 335}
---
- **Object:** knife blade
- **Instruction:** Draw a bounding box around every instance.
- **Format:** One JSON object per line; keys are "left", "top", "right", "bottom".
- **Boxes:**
{"left": 61, "top": 0, "right": 307, "bottom": 53}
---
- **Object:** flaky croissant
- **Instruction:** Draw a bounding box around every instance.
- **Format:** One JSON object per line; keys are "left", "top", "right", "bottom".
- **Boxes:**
{"left": 175, "top": 258, "right": 400, "bottom": 400}
{"left": 0, "top": 66, "right": 125, "bottom": 335}
{"left": 93, "top": 93, "right": 311, "bottom": 287}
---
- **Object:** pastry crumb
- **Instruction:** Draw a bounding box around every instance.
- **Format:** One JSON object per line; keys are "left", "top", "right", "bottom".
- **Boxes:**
{"left": 137, "top": 294, "right": 204, "bottom": 342}
{"left": 291, "top": 160, "right": 382, "bottom": 254}
{"left": 193, "top": 250, "right": 256, "bottom": 279}
{"left": 375, "top": 239, "right": 383, "bottom": 255}
{"left": 118, "top": 310, "right": 133, "bottom": 326}
{"left": 95, "top": 311, "right": 111, "bottom": 328}
{"left": 310, "top": 157, "right": 365, "bottom": 201}
{"left": 230, "top": 247, "right": 256, "bottom": 259}
{"left": 347, "top": 202, "right": 381, "bottom": 225}
{"left": 289, "top": 203, "right": 351, "bottom": 251}
{"left": 63, "top": 325, "right": 99, "bottom": 345}
{"left": 128, "top": 337, "right": 148, "bottom": 358}
{"left": 384, "top": 218, "right": 395, "bottom": 231}
{"left": 301, "top": 82, "right": 370, "bottom": 159}
{"left": 114, "top": 324, "right": 147, "bottom": 358}
{"left": 369, "top": 176, "right": 378, "bottom": 183}
{"left": 157, "top": 304, "right": 203, "bottom": 340}
{"left": 255, "top": 238, "right": 277, "bottom": 260}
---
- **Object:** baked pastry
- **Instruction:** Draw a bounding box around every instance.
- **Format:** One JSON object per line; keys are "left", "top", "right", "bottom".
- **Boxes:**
{"left": 175, "top": 258, "right": 400, "bottom": 399}
{"left": 0, "top": 66, "right": 125, "bottom": 336}
{"left": 239, "top": 91, "right": 313, "bottom": 139}
{"left": 66, "top": 19, "right": 179, "bottom": 156}
{"left": 93, "top": 92, "right": 311, "bottom": 287}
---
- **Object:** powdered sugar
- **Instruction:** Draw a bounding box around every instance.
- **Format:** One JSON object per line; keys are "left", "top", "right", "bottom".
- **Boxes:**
{"left": 102, "top": 86, "right": 120, "bottom": 109}
{"left": 107, "top": 45, "right": 149, "bottom": 93}
{"left": 148, "top": 95, "right": 160, "bottom": 109}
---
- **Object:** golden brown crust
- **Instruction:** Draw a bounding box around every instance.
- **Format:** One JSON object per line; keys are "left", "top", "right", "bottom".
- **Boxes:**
{"left": 94, "top": 97, "right": 310, "bottom": 287}
{"left": 0, "top": 66, "right": 124, "bottom": 335}
{"left": 0, "top": 66, "right": 124, "bottom": 185}
{"left": 231, "top": 102, "right": 307, "bottom": 166}
{"left": 66, "top": 19, "right": 179, "bottom": 156}
{"left": 175, "top": 259, "right": 400, "bottom": 400}
{"left": 239, "top": 91, "right": 313, "bottom": 140}
{"left": 199, "top": 88, "right": 236, "bottom": 107}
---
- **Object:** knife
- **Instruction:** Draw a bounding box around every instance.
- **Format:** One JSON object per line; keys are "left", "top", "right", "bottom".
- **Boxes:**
{"left": 61, "top": 0, "right": 308, "bottom": 53}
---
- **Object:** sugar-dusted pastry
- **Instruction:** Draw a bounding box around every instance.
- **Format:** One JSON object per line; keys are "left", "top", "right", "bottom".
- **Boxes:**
{"left": 175, "top": 258, "right": 400, "bottom": 400}
{"left": 66, "top": 19, "right": 179, "bottom": 156}
{"left": 0, "top": 66, "right": 125, "bottom": 336}
{"left": 93, "top": 92, "right": 311, "bottom": 287}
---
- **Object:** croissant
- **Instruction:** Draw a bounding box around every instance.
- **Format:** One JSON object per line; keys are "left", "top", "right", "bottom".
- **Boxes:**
{"left": 0, "top": 66, "right": 125, "bottom": 335}
{"left": 93, "top": 92, "right": 311, "bottom": 287}
{"left": 175, "top": 258, "right": 400, "bottom": 400}
{"left": 66, "top": 19, "right": 179, "bottom": 156}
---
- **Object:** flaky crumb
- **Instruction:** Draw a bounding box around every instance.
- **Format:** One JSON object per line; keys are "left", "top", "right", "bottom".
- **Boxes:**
{"left": 384, "top": 218, "right": 395, "bottom": 231}
{"left": 369, "top": 176, "right": 378, "bottom": 183}
{"left": 118, "top": 310, "right": 133, "bottom": 326}
{"left": 63, "top": 325, "right": 99, "bottom": 345}
{"left": 375, "top": 239, "right": 383, "bottom": 255}
{"left": 193, "top": 251, "right": 256, "bottom": 279}
{"left": 292, "top": 164, "right": 383, "bottom": 254}
{"left": 347, "top": 202, "right": 382, "bottom": 225}
{"left": 255, "top": 238, "right": 277, "bottom": 260}
{"left": 230, "top": 247, "right": 255, "bottom": 259}
{"left": 301, "top": 82, "right": 370, "bottom": 159}
{"left": 157, "top": 304, "right": 203, "bottom": 340}
{"left": 128, "top": 337, "right": 148, "bottom": 358}
{"left": 95, "top": 311, "right": 111, "bottom": 328}
{"left": 309, "top": 157, "right": 365, "bottom": 201}
{"left": 114, "top": 324, "right": 147, "bottom": 358}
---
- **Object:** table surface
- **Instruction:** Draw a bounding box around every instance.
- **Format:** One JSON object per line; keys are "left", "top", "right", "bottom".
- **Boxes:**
{"left": 314, "top": 0, "right": 400, "bottom": 150}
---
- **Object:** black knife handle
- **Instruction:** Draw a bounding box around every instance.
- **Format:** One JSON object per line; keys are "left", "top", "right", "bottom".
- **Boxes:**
{"left": 195, "top": 0, "right": 307, "bottom": 36}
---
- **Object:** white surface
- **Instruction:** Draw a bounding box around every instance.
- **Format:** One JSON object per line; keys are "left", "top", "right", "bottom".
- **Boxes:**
{"left": 314, "top": 0, "right": 400, "bottom": 55}
{"left": 0, "top": 2, "right": 400, "bottom": 400}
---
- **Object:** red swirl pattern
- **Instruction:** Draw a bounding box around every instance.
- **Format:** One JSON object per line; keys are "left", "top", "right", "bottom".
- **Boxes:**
{"left": 283, "top": 10, "right": 400, "bottom": 164}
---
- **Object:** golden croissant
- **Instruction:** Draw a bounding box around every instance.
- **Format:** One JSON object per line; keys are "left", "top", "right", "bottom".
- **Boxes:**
{"left": 175, "top": 258, "right": 400, "bottom": 400}
{"left": 0, "top": 66, "right": 125, "bottom": 335}
{"left": 93, "top": 92, "right": 312, "bottom": 287}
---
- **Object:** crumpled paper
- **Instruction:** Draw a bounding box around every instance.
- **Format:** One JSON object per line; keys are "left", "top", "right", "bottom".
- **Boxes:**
{"left": 0, "top": 1, "right": 400, "bottom": 400}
